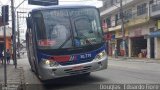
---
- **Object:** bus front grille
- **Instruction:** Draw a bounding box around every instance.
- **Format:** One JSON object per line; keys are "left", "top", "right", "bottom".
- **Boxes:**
{"left": 59, "top": 59, "right": 93, "bottom": 66}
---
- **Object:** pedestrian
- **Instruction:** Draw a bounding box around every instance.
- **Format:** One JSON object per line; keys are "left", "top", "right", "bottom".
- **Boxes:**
{"left": 0, "top": 49, "right": 3, "bottom": 64}
{"left": 6, "top": 49, "right": 11, "bottom": 64}
{"left": 115, "top": 46, "right": 118, "bottom": 58}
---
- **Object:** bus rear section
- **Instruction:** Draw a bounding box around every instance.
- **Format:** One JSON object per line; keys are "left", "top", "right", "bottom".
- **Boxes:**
{"left": 26, "top": 5, "right": 108, "bottom": 81}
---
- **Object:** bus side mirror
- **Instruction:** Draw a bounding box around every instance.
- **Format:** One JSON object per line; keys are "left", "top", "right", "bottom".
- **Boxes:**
{"left": 26, "top": 17, "right": 32, "bottom": 29}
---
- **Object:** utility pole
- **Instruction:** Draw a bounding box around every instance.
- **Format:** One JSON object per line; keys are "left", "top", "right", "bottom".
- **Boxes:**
{"left": 2, "top": 5, "right": 7, "bottom": 87}
{"left": 120, "top": 0, "right": 126, "bottom": 57}
{"left": 11, "top": 0, "right": 27, "bottom": 66}
{"left": 11, "top": 0, "right": 17, "bottom": 68}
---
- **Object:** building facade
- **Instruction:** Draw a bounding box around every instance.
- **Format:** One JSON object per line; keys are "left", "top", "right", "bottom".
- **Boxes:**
{"left": 0, "top": 15, "right": 12, "bottom": 52}
{"left": 0, "top": 26, "right": 12, "bottom": 51}
{"left": 100, "top": 0, "right": 160, "bottom": 59}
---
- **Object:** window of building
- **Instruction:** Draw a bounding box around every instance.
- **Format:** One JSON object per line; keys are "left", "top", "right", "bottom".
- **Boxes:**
{"left": 124, "top": 9, "right": 133, "bottom": 20}
{"left": 106, "top": 16, "right": 111, "bottom": 28}
{"left": 152, "top": 0, "right": 160, "bottom": 12}
{"left": 115, "top": 12, "right": 121, "bottom": 26}
{"left": 154, "top": 0, "right": 160, "bottom": 4}
{"left": 103, "top": 0, "right": 120, "bottom": 8}
{"left": 137, "top": 3, "right": 147, "bottom": 16}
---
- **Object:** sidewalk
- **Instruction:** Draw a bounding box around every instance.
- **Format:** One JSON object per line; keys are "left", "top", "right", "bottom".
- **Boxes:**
{"left": 108, "top": 56, "right": 160, "bottom": 64}
{"left": 0, "top": 60, "right": 25, "bottom": 90}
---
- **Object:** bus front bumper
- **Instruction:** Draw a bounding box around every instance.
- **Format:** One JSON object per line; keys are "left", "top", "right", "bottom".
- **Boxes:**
{"left": 38, "top": 57, "right": 108, "bottom": 80}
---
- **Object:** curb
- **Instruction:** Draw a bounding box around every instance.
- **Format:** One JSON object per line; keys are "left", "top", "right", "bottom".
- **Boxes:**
{"left": 108, "top": 57, "right": 160, "bottom": 64}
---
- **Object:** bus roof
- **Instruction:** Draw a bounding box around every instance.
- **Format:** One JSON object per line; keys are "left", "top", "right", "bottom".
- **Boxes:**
{"left": 31, "top": 5, "right": 97, "bottom": 12}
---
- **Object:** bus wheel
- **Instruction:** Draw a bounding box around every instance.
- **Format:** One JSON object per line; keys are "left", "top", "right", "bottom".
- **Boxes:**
{"left": 30, "top": 66, "right": 34, "bottom": 72}
{"left": 34, "top": 61, "right": 39, "bottom": 75}
{"left": 34, "top": 61, "right": 42, "bottom": 80}
{"left": 29, "top": 61, "right": 34, "bottom": 72}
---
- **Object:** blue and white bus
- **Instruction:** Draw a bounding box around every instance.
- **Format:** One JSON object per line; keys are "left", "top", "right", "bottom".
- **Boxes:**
{"left": 26, "top": 5, "right": 108, "bottom": 81}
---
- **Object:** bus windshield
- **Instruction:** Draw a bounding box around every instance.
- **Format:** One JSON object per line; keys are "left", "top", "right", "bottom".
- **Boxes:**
{"left": 33, "top": 8, "right": 103, "bottom": 49}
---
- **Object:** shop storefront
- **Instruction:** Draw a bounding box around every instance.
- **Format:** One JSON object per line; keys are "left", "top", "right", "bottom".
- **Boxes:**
{"left": 115, "top": 30, "right": 129, "bottom": 56}
{"left": 104, "top": 32, "right": 116, "bottom": 56}
{"left": 0, "top": 37, "right": 12, "bottom": 51}
{"left": 128, "top": 26, "right": 150, "bottom": 58}
{"left": 150, "top": 30, "right": 160, "bottom": 59}
{"left": 131, "top": 37, "right": 147, "bottom": 57}
{"left": 0, "top": 27, "right": 12, "bottom": 51}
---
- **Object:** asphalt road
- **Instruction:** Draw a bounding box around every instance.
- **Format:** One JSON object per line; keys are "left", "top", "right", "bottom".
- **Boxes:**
{"left": 18, "top": 55, "right": 160, "bottom": 90}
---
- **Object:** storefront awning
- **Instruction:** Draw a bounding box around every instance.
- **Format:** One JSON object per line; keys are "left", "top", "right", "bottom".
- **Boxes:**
{"left": 150, "top": 31, "right": 160, "bottom": 37}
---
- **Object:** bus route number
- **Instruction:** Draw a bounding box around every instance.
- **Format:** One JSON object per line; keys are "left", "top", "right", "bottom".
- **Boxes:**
{"left": 80, "top": 54, "right": 92, "bottom": 59}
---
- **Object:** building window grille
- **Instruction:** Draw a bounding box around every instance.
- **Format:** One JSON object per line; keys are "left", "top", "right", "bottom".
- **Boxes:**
{"left": 137, "top": 3, "right": 147, "bottom": 16}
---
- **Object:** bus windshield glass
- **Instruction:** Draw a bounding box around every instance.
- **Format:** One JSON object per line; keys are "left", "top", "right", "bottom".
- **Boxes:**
{"left": 33, "top": 8, "right": 103, "bottom": 49}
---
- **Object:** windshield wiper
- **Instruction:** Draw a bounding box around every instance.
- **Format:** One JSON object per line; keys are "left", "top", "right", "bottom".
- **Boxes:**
{"left": 58, "top": 35, "right": 72, "bottom": 49}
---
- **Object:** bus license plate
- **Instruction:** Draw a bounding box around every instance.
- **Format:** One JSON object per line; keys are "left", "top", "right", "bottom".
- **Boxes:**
{"left": 72, "top": 66, "right": 83, "bottom": 70}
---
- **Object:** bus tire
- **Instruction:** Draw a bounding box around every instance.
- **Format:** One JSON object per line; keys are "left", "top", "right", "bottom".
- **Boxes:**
{"left": 34, "top": 61, "right": 39, "bottom": 75}
{"left": 34, "top": 61, "right": 43, "bottom": 81}
{"left": 30, "top": 65, "right": 34, "bottom": 72}
{"left": 29, "top": 60, "right": 34, "bottom": 72}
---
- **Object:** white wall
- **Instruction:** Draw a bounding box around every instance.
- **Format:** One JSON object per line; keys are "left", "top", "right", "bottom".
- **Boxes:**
{"left": 155, "top": 37, "right": 160, "bottom": 59}
{"left": 128, "top": 38, "right": 132, "bottom": 57}
{"left": 147, "top": 38, "right": 151, "bottom": 58}
{"left": 129, "top": 24, "right": 150, "bottom": 37}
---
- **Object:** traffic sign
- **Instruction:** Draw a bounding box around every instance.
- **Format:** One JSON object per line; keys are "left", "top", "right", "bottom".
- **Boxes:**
{"left": 28, "top": 0, "right": 58, "bottom": 6}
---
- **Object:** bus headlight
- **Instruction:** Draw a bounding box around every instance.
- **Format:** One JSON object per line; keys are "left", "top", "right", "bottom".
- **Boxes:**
{"left": 42, "top": 59, "right": 59, "bottom": 67}
{"left": 95, "top": 50, "right": 106, "bottom": 60}
{"left": 45, "top": 60, "right": 50, "bottom": 65}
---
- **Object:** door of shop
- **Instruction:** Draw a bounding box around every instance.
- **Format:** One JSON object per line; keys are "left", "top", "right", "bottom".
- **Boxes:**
{"left": 131, "top": 37, "right": 147, "bottom": 57}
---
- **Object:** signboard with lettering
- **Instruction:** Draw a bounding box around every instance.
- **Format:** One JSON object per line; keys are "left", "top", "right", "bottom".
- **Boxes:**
{"left": 157, "top": 20, "right": 160, "bottom": 30}
{"left": 28, "top": 0, "right": 58, "bottom": 6}
{"left": 115, "top": 30, "right": 128, "bottom": 38}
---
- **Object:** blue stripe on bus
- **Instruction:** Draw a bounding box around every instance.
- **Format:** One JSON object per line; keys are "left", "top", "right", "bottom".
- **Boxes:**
{"left": 37, "top": 45, "right": 106, "bottom": 63}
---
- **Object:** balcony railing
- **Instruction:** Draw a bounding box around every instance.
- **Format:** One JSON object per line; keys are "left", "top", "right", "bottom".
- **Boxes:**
{"left": 152, "top": 4, "right": 160, "bottom": 12}
{"left": 150, "top": 4, "right": 160, "bottom": 18}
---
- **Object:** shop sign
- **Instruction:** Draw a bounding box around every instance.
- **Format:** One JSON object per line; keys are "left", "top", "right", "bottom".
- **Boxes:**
{"left": 28, "top": 0, "right": 58, "bottom": 6}
{"left": 116, "top": 31, "right": 122, "bottom": 38}
{"left": 115, "top": 30, "right": 129, "bottom": 38}
{"left": 157, "top": 20, "right": 160, "bottom": 30}
{"left": 134, "top": 29, "right": 142, "bottom": 36}
{"left": 150, "top": 31, "right": 160, "bottom": 37}
{"left": 104, "top": 34, "right": 112, "bottom": 40}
